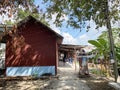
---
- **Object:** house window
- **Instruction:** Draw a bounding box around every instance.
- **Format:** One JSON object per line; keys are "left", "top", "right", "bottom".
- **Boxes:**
{"left": 0, "top": 43, "right": 6, "bottom": 69}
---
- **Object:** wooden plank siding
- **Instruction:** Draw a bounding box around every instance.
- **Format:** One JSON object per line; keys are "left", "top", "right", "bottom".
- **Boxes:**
{"left": 5, "top": 16, "right": 63, "bottom": 76}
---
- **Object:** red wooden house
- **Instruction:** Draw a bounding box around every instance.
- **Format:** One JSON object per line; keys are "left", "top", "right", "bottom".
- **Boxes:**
{"left": 5, "top": 16, "right": 63, "bottom": 76}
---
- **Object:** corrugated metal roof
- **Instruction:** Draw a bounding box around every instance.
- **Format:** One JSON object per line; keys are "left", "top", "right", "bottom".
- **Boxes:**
{"left": 59, "top": 44, "right": 86, "bottom": 51}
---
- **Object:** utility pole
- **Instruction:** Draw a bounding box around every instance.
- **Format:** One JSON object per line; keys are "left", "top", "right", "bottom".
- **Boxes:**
{"left": 105, "top": 0, "right": 118, "bottom": 82}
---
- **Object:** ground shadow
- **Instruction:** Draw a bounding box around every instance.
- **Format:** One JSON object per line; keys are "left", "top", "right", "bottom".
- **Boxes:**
{"left": 78, "top": 74, "right": 116, "bottom": 90}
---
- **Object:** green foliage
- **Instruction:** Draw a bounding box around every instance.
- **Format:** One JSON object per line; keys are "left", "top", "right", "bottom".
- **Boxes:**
{"left": 99, "top": 28, "right": 120, "bottom": 47}
{"left": 97, "top": 39, "right": 107, "bottom": 47}
{"left": 4, "top": 20, "right": 14, "bottom": 25}
{"left": 88, "top": 38, "right": 109, "bottom": 59}
{"left": 89, "top": 33, "right": 120, "bottom": 64}
{"left": 88, "top": 40, "right": 103, "bottom": 48}
{"left": 115, "top": 47, "right": 120, "bottom": 62}
{"left": 98, "top": 28, "right": 120, "bottom": 62}
{"left": 5, "top": 8, "right": 49, "bottom": 26}
{"left": 90, "top": 69, "right": 100, "bottom": 75}
{"left": 16, "top": 9, "right": 40, "bottom": 22}
{"left": 88, "top": 38, "right": 108, "bottom": 51}
{"left": 99, "top": 31, "right": 108, "bottom": 41}
{"left": 0, "top": 0, "right": 35, "bottom": 16}
{"left": 90, "top": 69, "right": 107, "bottom": 76}
{"left": 42, "top": 0, "right": 120, "bottom": 30}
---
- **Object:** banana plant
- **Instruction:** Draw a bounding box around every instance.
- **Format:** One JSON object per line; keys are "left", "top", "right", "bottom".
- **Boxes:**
{"left": 88, "top": 38, "right": 111, "bottom": 76}
{"left": 88, "top": 38, "right": 109, "bottom": 59}
{"left": 115, "top": 47, "right": 120, "bottom": 63}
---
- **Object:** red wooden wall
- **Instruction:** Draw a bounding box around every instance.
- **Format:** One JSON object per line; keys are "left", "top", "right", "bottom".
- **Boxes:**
{"left": 5, "top": 19, "right": 58, "bottom": 70}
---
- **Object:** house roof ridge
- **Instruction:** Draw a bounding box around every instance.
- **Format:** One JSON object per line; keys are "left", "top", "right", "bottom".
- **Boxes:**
{"left": 17, "top": 15, "right": 63, "bottom": 40}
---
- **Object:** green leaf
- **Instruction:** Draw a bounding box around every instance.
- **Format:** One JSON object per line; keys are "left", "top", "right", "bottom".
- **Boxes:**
{"left": 88, "top": 40, "right": 103, "bottom": 48}
{"left": 116, "top": 53, "right": 120, "bottom": 61}
{"left": 97, "top": 38, "right": 107, "bottom": 48}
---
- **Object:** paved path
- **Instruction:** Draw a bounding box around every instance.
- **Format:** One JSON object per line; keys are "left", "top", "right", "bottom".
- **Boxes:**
{"left": 45, "top": 61, "right": 90, "bottom": 90}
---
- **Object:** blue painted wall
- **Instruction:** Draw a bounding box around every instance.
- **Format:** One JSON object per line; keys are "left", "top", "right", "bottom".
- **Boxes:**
{"left": 6, "top": 66, "right": 55, "bottom": 77}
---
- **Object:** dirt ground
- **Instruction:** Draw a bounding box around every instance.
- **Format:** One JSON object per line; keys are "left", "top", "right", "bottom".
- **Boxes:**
{"left": 0, "top": 61, "right": 116, "bottom": 90}
{"left": 79, "top": 75, "right": 116, "bottom": 90}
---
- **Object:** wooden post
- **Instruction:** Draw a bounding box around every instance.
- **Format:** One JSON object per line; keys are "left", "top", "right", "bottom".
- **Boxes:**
{"left": 74, "top": 49, "right": 77, "bottom": 72}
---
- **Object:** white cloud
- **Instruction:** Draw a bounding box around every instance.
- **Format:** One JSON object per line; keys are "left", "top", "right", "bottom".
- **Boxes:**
{"left": 87, "top": 20, "right": 106, "bottom": 38}
{"left": 50, "top": 25, "right": 61, "bottom": 34}
{"left": 78, "top": 34, "right": 89, "bottom": 45}
{"left": 48, "top": 13, "right": 78, "bottom": 45}
{"left": 77, "top": 20, "right": 106, "bottom": 45}
{"left": 50, "top": 24, "right": 79, "bottom": 45}
{"left": 62, "top": 32, "right": 78, "bottom": 44}
{"left": 49, "top": 13, "right": 68, "bottom": 21}
{"left": 50, "top": 20, "right": 107, "bottom": 45}
{"left": 51, "top": 26, "right": 79, "bottom": 45}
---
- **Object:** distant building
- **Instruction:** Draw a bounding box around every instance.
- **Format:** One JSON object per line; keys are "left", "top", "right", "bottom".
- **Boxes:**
{"left": 82, "top": 45, "right": 95, "bottom": 53}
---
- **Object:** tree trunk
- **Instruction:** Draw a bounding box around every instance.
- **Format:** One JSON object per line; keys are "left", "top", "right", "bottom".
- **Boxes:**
{"left": 105, "top": 0, "right": 118, "bottom": 82}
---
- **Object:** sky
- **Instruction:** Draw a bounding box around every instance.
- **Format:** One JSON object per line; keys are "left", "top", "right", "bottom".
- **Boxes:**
{"left": 34, "top": 0, "right": 106, "bottom": 45}
{"left": 0, "top": 1, "right": 107, "bottom": 46}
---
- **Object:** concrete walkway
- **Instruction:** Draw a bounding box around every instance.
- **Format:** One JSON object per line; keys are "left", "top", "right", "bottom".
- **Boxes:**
{"left": 108, "top": 76, "right": 120, "bottom": 90}
{"left": 45, "top": 61, "right": 90, "bottom": 90}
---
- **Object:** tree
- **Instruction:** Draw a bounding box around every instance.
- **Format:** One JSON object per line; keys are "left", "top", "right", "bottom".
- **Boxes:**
{"left": 88, "top": 39, "right": 111, "bottom": 77}
{"left": 0, "top": 0, "right": 36, "bottom": 17}
{"left": 99, "top": 28, "right": 120, "bottom": 47}
{"left": 99, "top": 28, "right": 120, "bottom": 63}
{"left": 0, "top": 0, "right": 40, "bottom": 24}
{"left": 16, "top": 9, "right": 39, "bottom": 21}
{"left": 42, "top": 0, "right": 120, "bottom": 82}
{"left": 0, "top": 0, "right": 49, "bottom": 38}
{"left": 14, "top": 9, "right": 49, "bottom": 26}
{"left": 88, "top": 35, "right": 120, "bottom": 76}
{"left": 4, "top": 8, "right": 49, "bottom": 26}
{"left": 42, "top": 0, "right": 119, "bottom": 29}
